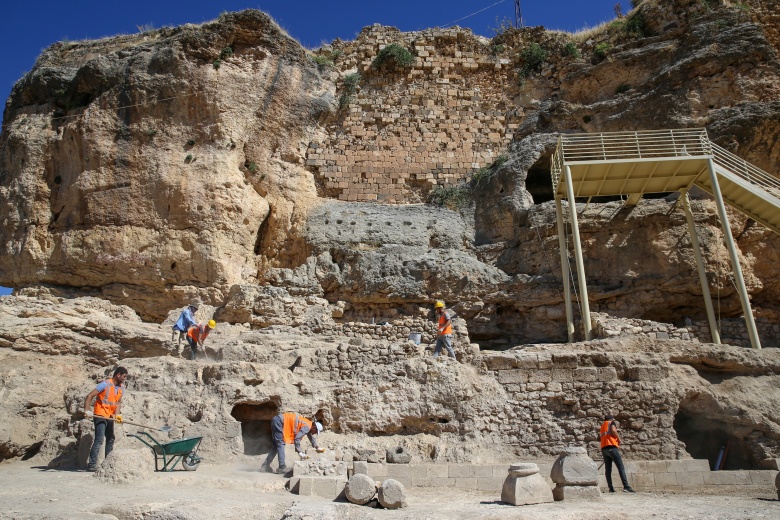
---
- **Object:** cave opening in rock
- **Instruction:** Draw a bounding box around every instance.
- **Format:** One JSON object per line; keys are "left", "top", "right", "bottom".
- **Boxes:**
{"left": 526, "top": 157, "right": 554, "bottom": 204}
{"left": 230, "top": 400, "right": 279, "bottom": 456}
{"left": 673, "top": 397, "right": 755, "bottom": 470}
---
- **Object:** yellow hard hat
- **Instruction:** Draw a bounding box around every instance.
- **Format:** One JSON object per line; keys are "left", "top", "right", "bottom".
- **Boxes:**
{"left": 434, "top": 300, "right": 445, "bottom": 309}
{"left": 207, "top": 319, "right": 216, "bottom": 328}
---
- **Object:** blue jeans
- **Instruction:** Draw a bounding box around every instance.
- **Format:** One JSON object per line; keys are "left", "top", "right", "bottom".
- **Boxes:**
{"left": 186, "top": 336, "right": 198, "bottom": 360}
{"left": 88, "top": 418, "right": 115, "bottom": 469}
{"left": 602, "top": 446, "right": 630, "bottom": 490}
{"left": 434, "top": 335, "right": 456, "bottom": 358}
{"left": 261, "top": 415, "right": 287, "bottom": 469}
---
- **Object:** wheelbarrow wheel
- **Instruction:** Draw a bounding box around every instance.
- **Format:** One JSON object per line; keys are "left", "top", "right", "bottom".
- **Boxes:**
{"left": 182, "top": 454, "right": 200, "bottom": 471}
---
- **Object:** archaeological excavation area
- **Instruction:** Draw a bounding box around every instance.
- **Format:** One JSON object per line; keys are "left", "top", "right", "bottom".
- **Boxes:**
{"left": 1, "top": 0, "right": 780, "bottom": 518}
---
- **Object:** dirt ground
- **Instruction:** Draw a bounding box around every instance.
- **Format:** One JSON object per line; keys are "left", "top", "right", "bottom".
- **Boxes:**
{"left": 0, "top": 460, "right": 778, "bottom": 520}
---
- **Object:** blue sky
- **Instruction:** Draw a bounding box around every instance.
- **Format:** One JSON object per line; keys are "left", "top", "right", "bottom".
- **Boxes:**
{"left": 0, "top": 0, "right": 621, "bottom": 297}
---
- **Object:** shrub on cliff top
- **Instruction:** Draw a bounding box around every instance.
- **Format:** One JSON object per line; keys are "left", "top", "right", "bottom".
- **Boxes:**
{"left": 518, "top": 43, "right": 548, "bottom": 82}
{"left": 371, "top": 44, "right": 415, "bottom": 70}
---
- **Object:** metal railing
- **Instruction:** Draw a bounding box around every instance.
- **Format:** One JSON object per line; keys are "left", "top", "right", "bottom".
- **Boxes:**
{"left": 551, "top": 129, "right": 712, "bottom": 192}
{"left": 711, "top": 143, "right": 780, "bottom": 196}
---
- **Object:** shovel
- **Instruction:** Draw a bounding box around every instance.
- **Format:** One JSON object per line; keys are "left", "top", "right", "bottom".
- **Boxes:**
{"left": 99, "top": 415, "right": 172, "bottom": 432}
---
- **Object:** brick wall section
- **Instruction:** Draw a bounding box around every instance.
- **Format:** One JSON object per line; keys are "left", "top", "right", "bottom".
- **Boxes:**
{"left": 357, "top": 461, "right": 778, "bottom": 494}
{"left": 307, "top": 26, "right": 521, "bottom": 203}
{"left": 592, "top": 312, "right": 780, "bottom": 348}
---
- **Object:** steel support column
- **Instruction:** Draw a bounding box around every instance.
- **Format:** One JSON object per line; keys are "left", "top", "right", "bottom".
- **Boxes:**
{"left": 564, "top": 165, "right": 592, "bottom": 340}
{"left": 555, "top": 197, "right": 574, "bottom": 342}
{"left": 680, "top": 190, "right": 720, "bottom": 344}
{"left": 706, "top": 159, "right": 762, "bottom": 349}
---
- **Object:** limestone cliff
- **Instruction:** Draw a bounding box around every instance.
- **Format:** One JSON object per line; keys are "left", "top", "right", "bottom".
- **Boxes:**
{"left": 1, "top": 2, "right": 778, "bottom": 345}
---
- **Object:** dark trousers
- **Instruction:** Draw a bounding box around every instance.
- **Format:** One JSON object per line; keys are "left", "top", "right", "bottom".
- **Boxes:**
{"left": 186, "top": 336, "right": 198, "bottom": 360}
{"left": 602, "top": 446, "right": 630, "bottom": 490}
{"left": 261, "top": 414, "right": 287, "bottom": 469}
{"left": 88, "top": 418, "right": 115, "bottom": 469}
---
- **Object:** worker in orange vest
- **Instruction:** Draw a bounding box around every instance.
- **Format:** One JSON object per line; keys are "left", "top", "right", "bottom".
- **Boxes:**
{"left": 599, "top": 414, "right": 635, "bottom": 493}
{"left": 433, "top": 300, "right": 457, "bottom": 360}
{"left": 82, "top": 367, "right": 128, "bottom": 471}
{"left": 260, "top": 412, "right": 324, "bottom": 474}
{"left": 186, "top": 319, "right": 216, "bottom": 360}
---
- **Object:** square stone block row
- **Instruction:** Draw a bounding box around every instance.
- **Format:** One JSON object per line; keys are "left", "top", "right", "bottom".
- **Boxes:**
{"left": 288, "top": 476, "right": 348, "bottom": 500}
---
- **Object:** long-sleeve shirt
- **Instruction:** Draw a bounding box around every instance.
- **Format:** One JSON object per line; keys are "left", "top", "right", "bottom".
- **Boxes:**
{"left": 173, "top": 308, "right": 196, "bottom": 332}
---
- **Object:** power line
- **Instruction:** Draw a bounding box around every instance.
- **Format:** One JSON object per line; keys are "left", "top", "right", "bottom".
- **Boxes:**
{"left": 442, "top": 0, "right": 507, "bottom": 29}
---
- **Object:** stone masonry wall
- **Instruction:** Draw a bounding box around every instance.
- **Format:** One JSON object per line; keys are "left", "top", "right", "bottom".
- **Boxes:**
{"left": 307, "top": 26, "right": 520, "bottom": 203}
{"left": 592, "top": 312, "right": 780, "bottom": 348}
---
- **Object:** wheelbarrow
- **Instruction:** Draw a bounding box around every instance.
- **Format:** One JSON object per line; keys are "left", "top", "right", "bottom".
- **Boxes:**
{"left": 129, "top": 431, "right": 203, "bottom": 471}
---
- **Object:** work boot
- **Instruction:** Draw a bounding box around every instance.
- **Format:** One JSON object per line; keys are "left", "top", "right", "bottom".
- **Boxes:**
{"left": 86, "top": 466, "right": 97, "bottom": 472}
{"left": 259, "top": 464, "right": 273, "bottom": 474}
{"left": 276, "top": 466, "right": 290, "bottom": 475}
{"left": 608, "top": 488, "right": 615, "bottom": 493}
{"left": 623, "top": 487, "right": 636, "bottom": 493}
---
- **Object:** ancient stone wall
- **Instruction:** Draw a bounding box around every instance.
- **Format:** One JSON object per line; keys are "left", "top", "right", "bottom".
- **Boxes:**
{"left": 592, "top": 312, "right": 780, "bottom": 348}
{"left": 306, "top": 26, "right": 521, "bottom": 203}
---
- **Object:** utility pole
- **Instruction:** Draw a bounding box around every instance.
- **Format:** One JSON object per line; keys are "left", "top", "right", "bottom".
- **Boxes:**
{"left": 515, "top": 0, "right": 524, "bottom": 28}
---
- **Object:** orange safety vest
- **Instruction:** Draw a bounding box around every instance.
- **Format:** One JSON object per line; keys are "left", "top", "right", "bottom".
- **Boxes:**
{"left": 187, "top": 324, "right": 210, "bottom": 342}
{"left": 93, "top": 380, "right": 123, "bottom": 418}
{"left": 438, "top": 313, "right": 452, "bottom": 335}
{"left": 282, "top": 413, "right": 313, "bottom": 444}
{"left": 600, "top": 420, "right": 620, "bottom": 449}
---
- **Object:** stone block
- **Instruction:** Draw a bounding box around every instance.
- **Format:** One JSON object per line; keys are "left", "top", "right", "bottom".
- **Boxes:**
{"left": 551, "top": 369, "right": 573, "bottom": 382}
{"left": 553, "top": 484, "right": 602, "bottom": 501}
{"left": 366, "top": 462, "right": 387, "bottom": 478}
{"left": 748, "top": 470, "right": 777, "bottom": 486}
{"left": 353, "top": 461, "right": 368, "bottom": 476}
{"left": 551, "top": 447, "right": 598, "bottom": 486}
{"left": 453, "top": 477, "right": 478, "bottom": 489}
{"left": 528, "top": 370, "right": 552, "bottom": 383}
{"left": 703, "top": 471, "right": 741, "bottom": 486}
{"left": 501, "top": 464, "right": 554, "bottom": 506}
{"left": 596, "top": 367, "right": 617, "bottom": 381}
{"left": 630, "top": 473, "right": 655, "bottom": 489}
{"left": 448, "top": 463, "right": 474, "bottom": 478}
{"left": 573, "top": 367, "right": 598, "bottom": 382}
{"left": 477, "top": 477, "right": 504, "bottom": 491}
{"left": 684, "top": 459, "right": 710, "bottom": 472}
{"left": 473, "top": 465, "right": 493, "bottom": 477}
{"left": 292, "top": 476, "right": 347, "bottom": 500}
{"left": 386, "top": 464, "right": 413, "bottom": 478}
{"left": 427, "top": 464, "right": 449, "bottom": 478}
{"left": 654, "top": 472, "right": 679, "bottom": 488}
{"left": 492, "top": 464, "right": 510, "bottom": 477}
{"left": 378, "top": 479, "right": 408, "bottom": 509}
{"left": 386, "top": 446, "right": 411, "bottom": 464}
{"left": 293, "top": 460, "right": 348, "bottom": 477}
{"left": 498, "top": 369, "right": 527, "bottom": 384}
{"left": 345, "top": 473, "right": 378, "bottom": 505}
{"left": 483, "top": 353, "right": 517, "bottom": 370}
{"left": 646, "top": 461, "right": 668, "bottom": 473}
{"left": 515, "top": 354, "right": 538, "bottom": 369}
{"left": 413, "top": 477, "right": 451, "bottom": 487}
{"left": 681, "top": 471, "right": 705, "bottom": 488}
{"left": 552, "top": 353, "right": 579, "bottom": 368}
{"left": 665, "top": 460, "right": 688, "bottom": 473}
